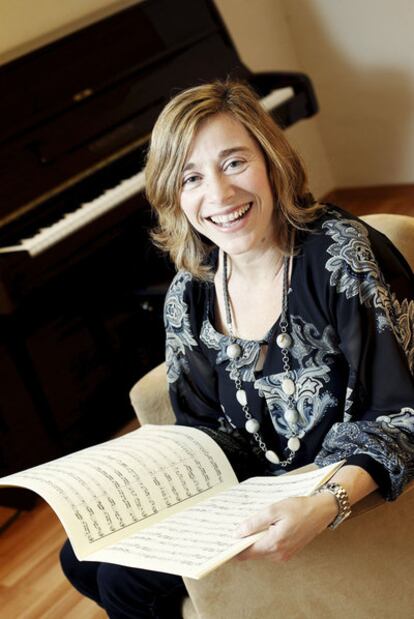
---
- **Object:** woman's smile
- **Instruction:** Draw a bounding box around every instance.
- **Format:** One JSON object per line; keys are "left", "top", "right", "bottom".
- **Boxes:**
{"left": 207, "top": 202, "right": 252, "bottom": 228}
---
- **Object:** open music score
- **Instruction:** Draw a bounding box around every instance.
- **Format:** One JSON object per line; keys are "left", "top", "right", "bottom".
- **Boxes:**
{"left": 0, "top": 88, "right": 294, "bottom": 257}
{"left": 0, "top": 425, "right": 344, "bottom": 579}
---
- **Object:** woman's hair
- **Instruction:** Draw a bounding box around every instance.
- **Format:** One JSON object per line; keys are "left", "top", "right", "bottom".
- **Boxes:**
{"left": 145, "top": 79, "right": 323, "bottom": 279}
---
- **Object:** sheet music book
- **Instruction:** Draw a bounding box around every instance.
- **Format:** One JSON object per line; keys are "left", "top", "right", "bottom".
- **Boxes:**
{"left": 0, "top": 425, "right": 343, "bottom": 579}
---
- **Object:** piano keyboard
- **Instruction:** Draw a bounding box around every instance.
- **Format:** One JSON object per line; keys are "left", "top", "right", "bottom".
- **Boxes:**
{"left": 0, "top": 87, "right": 294, "bottom": 257}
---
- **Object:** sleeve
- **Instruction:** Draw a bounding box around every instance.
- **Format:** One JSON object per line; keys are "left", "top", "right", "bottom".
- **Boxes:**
{"left": 313, "top": 216, "right": 414, "bottom": 500}
{"left": 163, "top": 271, "right": 222, "bottom": 430}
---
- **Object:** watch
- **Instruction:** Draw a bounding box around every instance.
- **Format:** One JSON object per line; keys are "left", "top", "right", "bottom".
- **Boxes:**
{"left": 315, "top": 482, "right": 352, "bottom": 529}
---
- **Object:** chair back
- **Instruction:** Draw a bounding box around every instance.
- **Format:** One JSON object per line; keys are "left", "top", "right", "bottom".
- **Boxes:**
{"left": 361, "top": 213, "right": 414, "bottom": 270}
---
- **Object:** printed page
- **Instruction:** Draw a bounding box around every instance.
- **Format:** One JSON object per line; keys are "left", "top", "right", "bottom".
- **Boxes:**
{"left": 0, "top": 425, "right": 238, "bottom": 558}
{"left": 89, "top": 460, "right": 344, "bottom": 579}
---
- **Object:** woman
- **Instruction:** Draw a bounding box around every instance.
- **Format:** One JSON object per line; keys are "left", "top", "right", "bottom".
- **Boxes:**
{"left": 61, "top": 80, "right": 414, "bottom": 618}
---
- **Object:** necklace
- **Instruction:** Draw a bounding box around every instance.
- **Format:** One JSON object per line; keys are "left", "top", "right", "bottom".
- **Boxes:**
{"left": 222, "top": 252, "right": 301, "bottom": 467}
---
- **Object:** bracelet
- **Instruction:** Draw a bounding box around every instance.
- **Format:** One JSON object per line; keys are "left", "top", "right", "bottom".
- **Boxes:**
{"left": 314, "top": 482, "right": 352, "bottom": 529}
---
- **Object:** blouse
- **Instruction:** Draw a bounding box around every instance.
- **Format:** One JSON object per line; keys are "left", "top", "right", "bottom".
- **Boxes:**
{"left": 164, "top": 204, "right": 414, "bottom": 500}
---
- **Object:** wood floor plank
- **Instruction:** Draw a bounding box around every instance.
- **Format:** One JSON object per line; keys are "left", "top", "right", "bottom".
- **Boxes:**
{"left": 0, "top": 505, "right": 66, "bottom": 586}
{"left": 40, "top": 588, "right": 106, "bottom": 619}
{"left": 0, "top": 502, "right": 105, "bottom": 619}
{"left": 0, "top": 507, "right": 18, "bottom": 528}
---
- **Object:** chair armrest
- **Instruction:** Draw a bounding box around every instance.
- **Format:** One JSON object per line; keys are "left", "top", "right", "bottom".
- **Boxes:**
{"left": 129, "top": 362, "right": 175, "bottom": 426}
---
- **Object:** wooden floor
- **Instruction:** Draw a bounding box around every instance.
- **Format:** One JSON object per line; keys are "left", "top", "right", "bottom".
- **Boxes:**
{"left": 0, "top": 503, "right": 106, "bottom": 619}
{"left": 322, "top": 184, "right": 414, "bottom": 216}
{"left": 0, "top": 185, "right": 412, "bottom": 619}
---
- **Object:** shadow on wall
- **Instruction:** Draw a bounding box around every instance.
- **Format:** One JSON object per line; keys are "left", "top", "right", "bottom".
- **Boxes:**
{"left": 283, "top": 0, "right": 414, "bottom": 187}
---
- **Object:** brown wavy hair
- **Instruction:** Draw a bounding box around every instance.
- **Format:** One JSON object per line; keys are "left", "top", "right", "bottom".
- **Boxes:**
{"left": 145, "top": 80, "right": 323, "bottom": 279}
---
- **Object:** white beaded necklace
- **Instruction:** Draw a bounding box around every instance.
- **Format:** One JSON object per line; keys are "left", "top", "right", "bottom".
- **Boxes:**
{"left": 222, "top": 251, "right": 301, "bottom": 467}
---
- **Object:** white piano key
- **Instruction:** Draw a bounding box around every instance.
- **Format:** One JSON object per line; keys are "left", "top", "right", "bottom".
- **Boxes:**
{"left": 27, "top": 171, "right": 145, "bottom": 244}
{"left": 26, "top": 171, "right": 146, "bottom": 255}
{"left": 0, "top": 245, "right": 29, "bottom": 253}
{"left": 260, "top": 87, "right": 294, "bottom": 111}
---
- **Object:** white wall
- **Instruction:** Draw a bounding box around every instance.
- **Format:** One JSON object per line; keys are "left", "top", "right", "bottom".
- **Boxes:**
{"left": 282, "top": 0, "right": 414, "bottom": 187}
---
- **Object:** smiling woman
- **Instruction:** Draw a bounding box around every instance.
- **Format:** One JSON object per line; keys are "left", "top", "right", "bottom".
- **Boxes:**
{"left": 59, "top": 80, "right": 414, "bottom": 619}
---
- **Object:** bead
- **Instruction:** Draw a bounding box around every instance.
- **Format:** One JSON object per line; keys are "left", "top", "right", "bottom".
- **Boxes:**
{"left": 227, "top": 343, "right": 242, "bottom": 359}
{"left": 245, "top": 418, "right": 260, "bottom": 434}
{"left": 284, "top": 407, "right": 299, "bottom": 424}
{"left": 282, "top": 377, "right": 295, "bottom": 396}
{"left": 276, "top": 333, "right": 292, "bottom": 349}
{"left": 265, "top": 450, "right": 280, "bottom": 464}
{"left": 288, "top": 437, "right": 301, "bottom": 452}
{"left": 236, "top": 389, "right": 248, "bottom": 407}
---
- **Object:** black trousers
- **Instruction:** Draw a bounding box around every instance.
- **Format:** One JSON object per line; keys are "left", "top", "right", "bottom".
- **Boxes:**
{"left": 60, "top": 539, "right": 187, "bottom": 618}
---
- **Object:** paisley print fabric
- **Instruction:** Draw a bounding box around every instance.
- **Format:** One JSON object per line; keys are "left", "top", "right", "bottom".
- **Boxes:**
{"left": 315, "top": 407, "right": 414, "bottom": 499}
{"left": 323, "top": 217, "right": 386, "bottom": 305}
{"left": 323, "top": 213, "right": 414, "bottom": 373}
{"left": 388, "top": 296, "right": 414, "bottom": 373}
{"left": 289, "top": 316, "right": 340, "bottom": 367}
{"left": 377, "top": 407, "right": 414, "bottom": 434}
{"left": 164, "top": 271, "right": 197, "bottom": 383}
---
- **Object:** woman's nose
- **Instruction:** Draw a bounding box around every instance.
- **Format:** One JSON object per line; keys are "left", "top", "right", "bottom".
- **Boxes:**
{"left": 206, "top": 173, "right": 235, "bottom": 204}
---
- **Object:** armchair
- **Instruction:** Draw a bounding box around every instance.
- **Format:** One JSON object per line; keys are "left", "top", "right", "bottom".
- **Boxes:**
{"left": 129, "top": 213, "right": 414, "bottom": 619}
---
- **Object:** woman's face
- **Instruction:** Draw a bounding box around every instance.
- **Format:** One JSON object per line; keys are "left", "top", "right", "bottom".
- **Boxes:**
{"left": 179, "top": 113, "right": 276, "bottom": 258}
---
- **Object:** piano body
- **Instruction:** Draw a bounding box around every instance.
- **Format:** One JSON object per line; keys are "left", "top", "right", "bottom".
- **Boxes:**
{"left": 0, "top": 0, "right": 318, "bottom": 507}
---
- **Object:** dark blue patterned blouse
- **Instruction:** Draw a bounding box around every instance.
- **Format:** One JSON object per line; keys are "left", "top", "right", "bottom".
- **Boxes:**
{"left": 164, "top": 205, "right": 414, "bottom": 500}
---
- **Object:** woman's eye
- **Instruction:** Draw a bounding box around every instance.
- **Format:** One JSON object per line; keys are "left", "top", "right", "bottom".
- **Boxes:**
{"left": 224, "top": 159, "right": 245, "bottom": 172}
{"left": 182, "top": 174, "right": 200, "bottom": 187}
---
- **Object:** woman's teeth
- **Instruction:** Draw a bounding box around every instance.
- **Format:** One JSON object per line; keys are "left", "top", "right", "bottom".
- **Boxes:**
{"left": 209, "top": 203, "right": 251, "bottom": 226}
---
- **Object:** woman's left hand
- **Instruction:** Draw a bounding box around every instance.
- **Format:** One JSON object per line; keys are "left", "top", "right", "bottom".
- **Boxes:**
{"left": 236, "top": 493, "right": 338, "bottom": 563}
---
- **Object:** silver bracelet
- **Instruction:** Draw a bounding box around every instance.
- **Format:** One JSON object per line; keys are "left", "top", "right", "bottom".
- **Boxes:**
{"left": 314, "top": 482, "right": 352, "bottom": 529}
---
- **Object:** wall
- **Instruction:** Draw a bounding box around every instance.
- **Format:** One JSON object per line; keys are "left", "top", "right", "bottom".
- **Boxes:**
{"left": 282, "top": 0, "right": 414, "bottom": 187}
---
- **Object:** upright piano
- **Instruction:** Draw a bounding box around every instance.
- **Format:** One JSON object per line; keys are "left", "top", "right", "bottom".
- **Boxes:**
{"left": 0, "top": 0, "right": 318, "bottom": 507}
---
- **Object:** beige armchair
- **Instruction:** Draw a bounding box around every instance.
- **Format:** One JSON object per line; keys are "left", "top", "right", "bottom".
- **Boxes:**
{"left": 129, "top": 213, "right": 414, "bottom": 619}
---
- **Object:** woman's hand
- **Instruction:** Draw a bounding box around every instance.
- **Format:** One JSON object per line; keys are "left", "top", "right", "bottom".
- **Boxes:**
{"left": 236, "top": 493, "right": 338, "bottom": 563}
